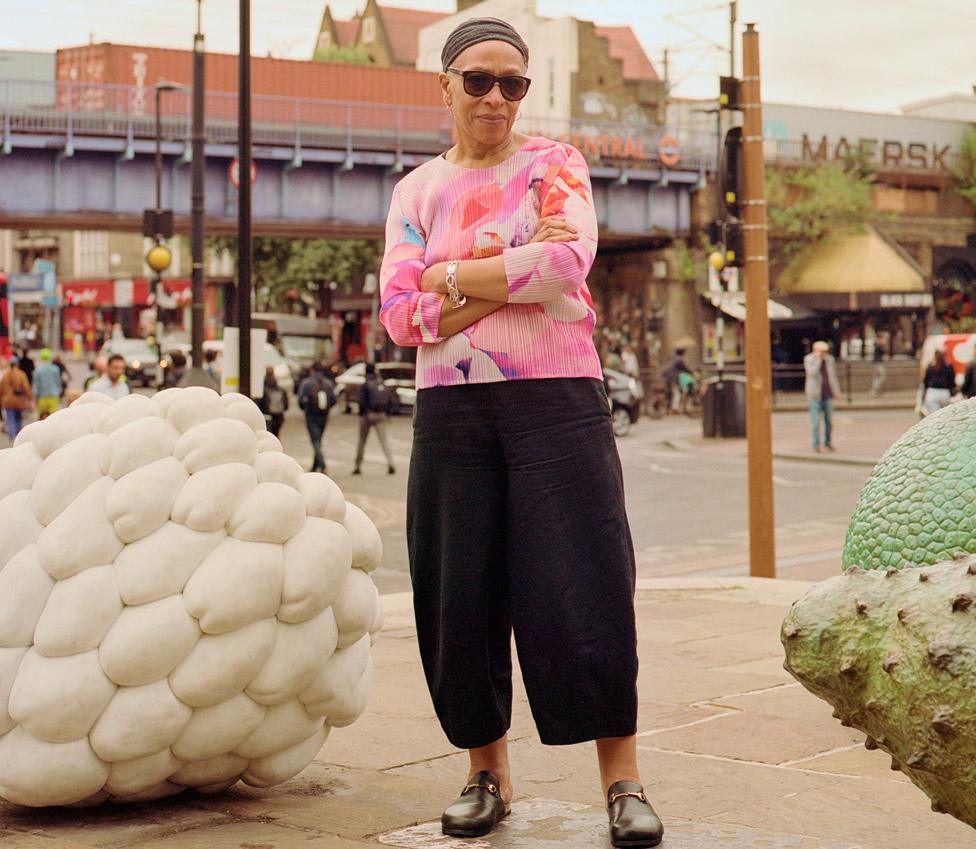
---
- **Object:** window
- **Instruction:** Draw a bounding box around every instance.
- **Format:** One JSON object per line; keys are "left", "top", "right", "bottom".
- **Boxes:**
{"left": 75, "top": 231, "right": 109, "bottom": 277}
{"left": 361, "top": 16, "right": 376, "bottom": 45}
{"left": 317, "top": 31, "right": 332, "bottom": 51}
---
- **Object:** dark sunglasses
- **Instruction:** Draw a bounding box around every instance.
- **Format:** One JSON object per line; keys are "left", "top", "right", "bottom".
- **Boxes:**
{"left": 448, "top": 68, "right": 531, "bottom": 102}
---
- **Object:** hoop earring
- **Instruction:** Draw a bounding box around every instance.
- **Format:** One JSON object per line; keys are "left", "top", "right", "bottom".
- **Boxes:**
{"left": 516, "top": 110, "right": 522, "bottom": 120}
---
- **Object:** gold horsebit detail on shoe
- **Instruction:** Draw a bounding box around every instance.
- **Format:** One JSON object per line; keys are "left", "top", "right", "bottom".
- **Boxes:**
{"left": 463, "top": 782, "right": 498, "bottom": 797}
{"left": 608, "top": 790, "right": 648, "bottom": 806}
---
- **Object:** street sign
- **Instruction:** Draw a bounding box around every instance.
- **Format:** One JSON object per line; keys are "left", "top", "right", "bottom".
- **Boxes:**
{"left": 229, "top": 158, "right": 258, "bottom": 188}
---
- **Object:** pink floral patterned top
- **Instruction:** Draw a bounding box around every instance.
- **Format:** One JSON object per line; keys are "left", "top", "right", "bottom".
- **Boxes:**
{"left": 379, "top": 136, "right": 602, "bottom": 389}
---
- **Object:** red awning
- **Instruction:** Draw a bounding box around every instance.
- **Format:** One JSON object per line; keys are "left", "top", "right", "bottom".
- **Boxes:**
{"left": 59, "top": 278, "right": 191, "bottom": 307}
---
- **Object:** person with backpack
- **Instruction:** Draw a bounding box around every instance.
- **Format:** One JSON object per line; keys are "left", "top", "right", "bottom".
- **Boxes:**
{"left": 259, "top": 366, "right": 289, "bottom": 438}
{"left": 353, "top": 361, "right": 396, "bottom": 476}
{"left": 297, "top": 361, "right": 336, "bottom": 474}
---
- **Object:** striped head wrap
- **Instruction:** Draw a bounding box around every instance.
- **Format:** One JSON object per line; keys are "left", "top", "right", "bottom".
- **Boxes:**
{"left": 441, "top": 17, "right": 529, "bottom": 71}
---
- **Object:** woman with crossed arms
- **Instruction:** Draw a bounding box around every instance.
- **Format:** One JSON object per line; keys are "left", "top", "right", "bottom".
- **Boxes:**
{"left": 379, "top": 17, "right": 662, "bottom": 848}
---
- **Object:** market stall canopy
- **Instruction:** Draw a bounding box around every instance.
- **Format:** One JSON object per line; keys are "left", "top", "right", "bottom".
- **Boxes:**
{"left": 704, "top": 291, "right": 816, "bottom": 323}
{"left": 777, "top": 226, "right": 926, "bottom": 294}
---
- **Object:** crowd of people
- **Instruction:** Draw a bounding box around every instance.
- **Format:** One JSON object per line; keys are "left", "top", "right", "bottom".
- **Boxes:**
{"left": 1, "top": 347, "right": 400, "bottom": 479}
{"left": 0, "top": 346, "right": 130, "bottom": 441}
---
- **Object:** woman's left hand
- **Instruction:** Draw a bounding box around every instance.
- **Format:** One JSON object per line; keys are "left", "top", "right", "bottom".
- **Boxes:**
{"left": 420, "top": 263, "right": 448, "bottom": 294}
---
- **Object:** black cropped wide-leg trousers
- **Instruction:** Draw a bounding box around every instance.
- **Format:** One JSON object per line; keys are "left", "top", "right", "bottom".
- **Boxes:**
{"left": 407, "top": 377, "right": 638, "bottom": 749}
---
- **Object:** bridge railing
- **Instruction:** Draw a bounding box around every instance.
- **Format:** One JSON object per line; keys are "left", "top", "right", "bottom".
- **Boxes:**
{"left": 1, "top": 78, "right": 717, "bottom": 169}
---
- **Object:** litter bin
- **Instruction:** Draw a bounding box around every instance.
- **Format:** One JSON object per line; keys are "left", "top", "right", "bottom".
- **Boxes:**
{"left": 702, "top": 374, "right": 747, "bottom": 438}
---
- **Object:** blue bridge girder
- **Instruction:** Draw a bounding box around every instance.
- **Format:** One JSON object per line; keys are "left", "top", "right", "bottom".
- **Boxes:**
{"left": 0, "top": 79, "right": 710, "bottom": 240}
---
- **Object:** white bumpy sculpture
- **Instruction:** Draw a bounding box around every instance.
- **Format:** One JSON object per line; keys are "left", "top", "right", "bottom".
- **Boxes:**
{"left": 0, "top": 388, "right": 384, "bottom": 807}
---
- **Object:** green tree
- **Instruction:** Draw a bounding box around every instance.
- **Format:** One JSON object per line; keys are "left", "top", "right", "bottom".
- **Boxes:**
{"left": 208, "top": 236, "right": 381, "bottom": 313}
{"left": 766, "top": 162, "right": 877, "bottom": 267}
{"left": 312, "top": 45, "right": 372, "bottom": 64}
{"left": 953, "top": 128, "right": 976, "bottom": 213}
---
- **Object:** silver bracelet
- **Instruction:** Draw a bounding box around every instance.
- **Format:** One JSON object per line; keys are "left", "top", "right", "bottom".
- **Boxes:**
{"left": 445, "top": 260, "right": 466, "bottom": 308}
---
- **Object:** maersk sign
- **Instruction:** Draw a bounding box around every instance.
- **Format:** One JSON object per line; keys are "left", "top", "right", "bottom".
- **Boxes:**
{"left": 764, "top": 102, "right": 967, "bottom": 172}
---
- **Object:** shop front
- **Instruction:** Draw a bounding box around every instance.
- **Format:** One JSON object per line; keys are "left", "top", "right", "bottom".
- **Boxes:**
{"left": 59, "top": 278, "right": 194, "bottom": 352}
{"left": 773, "top": 226, "right": 931, "bottom": 363}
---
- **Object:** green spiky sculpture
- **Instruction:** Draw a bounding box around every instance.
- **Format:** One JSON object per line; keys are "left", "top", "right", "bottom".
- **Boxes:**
{"left": 785, "top": 401, "right": 976, "bottom": 831}
{"left": 783, "top": 559, "right": 976, "bottom": 828}
{"left": 844, "top": 400, "right": 976, "bottom": 572}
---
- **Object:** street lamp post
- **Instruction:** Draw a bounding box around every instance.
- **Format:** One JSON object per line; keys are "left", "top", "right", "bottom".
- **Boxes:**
{"left": 237, "top": 0, "right": 253, "bottom": 397}
{"left": 151, "top": 81, "right": 182, "bottom": 345}
{"left": 181, "top": 0, "right": 212, "bottom": 387}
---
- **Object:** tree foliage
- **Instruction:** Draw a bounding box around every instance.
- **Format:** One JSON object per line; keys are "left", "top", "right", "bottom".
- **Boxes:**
{"left": 953, "top": 128, "right": 976, "bottom": 213}
{"left": 208, "top": 237, "right": 381, "bottom": 312}
{"left": 766, "top": 162, "right": 877, "bottom": 266}
{"left": 312, "top": 45, "right": 373, "bottom": 65}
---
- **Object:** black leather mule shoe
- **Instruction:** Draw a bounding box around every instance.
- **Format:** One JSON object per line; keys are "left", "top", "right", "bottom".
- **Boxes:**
{"left": 441, "top": 770, "right": 510, "bottom": 837}
{"left": 607, "top": 780, "right": 664, "bottom": 848}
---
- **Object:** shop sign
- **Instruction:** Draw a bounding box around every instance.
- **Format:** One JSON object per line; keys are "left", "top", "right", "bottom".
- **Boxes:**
{"left": 879, "top": 293, "right": 933, "bottom": 308}
{"left": 801, "top": 134, "right": 951, "bottom": 170}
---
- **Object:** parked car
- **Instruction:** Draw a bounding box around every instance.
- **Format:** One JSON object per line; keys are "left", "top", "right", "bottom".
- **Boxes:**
{"left": 603, "top": 368, "right": 643, "bottom": 436}
{"left": 335, "top": 362, "right": 416, "bottom": 414}
{"left": 159, "top": 341, "right": 296, "bottom": 394}
{"left": 99, "top": 338, "right": 161, "bottom": 387}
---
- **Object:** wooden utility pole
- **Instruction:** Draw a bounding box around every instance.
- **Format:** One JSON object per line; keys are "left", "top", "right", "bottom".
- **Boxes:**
{"left": 741, "top": 23, "right": 776, "bottom": 578}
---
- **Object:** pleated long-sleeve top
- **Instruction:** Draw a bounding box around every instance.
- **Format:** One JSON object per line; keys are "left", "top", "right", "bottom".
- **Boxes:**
{"left": 378, "top": 136, "right": 603, "bottom": 389}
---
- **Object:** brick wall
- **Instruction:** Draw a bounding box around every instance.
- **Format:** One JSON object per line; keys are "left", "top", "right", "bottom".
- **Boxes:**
{"left": 572, "top": 22, "right": 664, "bottom": 126}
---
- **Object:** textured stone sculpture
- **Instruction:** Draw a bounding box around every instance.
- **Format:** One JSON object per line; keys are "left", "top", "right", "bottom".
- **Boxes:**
{"left": 0, "top": 388, "right": 383, "bottom": 807}
{"left": 785, "top": 401, "right": 976, "bottom": 831}
{"left": 783, "top": 560, "right": 976, "bottom": 829}
{"left": 843, "top": 400, "right": 976, "bottom": 572}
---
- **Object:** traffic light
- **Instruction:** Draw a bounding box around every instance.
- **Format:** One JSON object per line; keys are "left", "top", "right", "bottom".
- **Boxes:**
{"left": 719, "top": 76, "right": 741, "bottom": 110}
{"left": 723, "top": 221, "right": 744, "bottom": 268}
{"left": 721, "top": 126, "right": 743, "bottom": 219}
{"left": 142, "top": 208, "right": 174, "bottom": 240}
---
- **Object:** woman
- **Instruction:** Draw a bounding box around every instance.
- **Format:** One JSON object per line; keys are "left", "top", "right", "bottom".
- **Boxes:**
{"left": 0, "top": 355, "right": 33, "bottom": 442}
{"left": 259, "top": 366, "right": 288, "bottom": 438}
{"left": 379, "top": 18, "right": 662, "bottom": 848}
{"left": 922, "top": 348, "right": 956, "bottom": 415}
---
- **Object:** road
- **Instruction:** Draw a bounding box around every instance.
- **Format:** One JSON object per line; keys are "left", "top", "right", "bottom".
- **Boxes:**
{"left": 275, "top": 405, "right": 914, "bottom": 593}
{"left": 4, "top": 365, "right": 916, "bottom": 595}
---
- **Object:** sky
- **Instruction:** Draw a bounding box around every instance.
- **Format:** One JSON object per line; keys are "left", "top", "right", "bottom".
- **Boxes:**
{"left": 0, "top": 0, "right": 973, "bottom": 114}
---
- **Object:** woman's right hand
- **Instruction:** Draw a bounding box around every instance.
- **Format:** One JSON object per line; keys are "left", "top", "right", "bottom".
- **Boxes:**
{"left": 530, "top": 216, "right": 579, "bottom": 244}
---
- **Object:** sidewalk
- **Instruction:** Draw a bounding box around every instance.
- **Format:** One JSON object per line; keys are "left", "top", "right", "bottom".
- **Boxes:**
{"left": 663, "top": 407, "right": 919, "bottom": 468}
{"left": 2, "top": 578, "right": 971, "bottom": 849}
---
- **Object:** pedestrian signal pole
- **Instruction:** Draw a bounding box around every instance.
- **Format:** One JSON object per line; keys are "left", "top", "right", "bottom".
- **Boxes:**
{"left": 741, "top": 23, "right": 776, "bottom": 578}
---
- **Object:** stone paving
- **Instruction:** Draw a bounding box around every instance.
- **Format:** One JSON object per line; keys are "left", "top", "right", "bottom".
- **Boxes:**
{"left": 2, "top": 577, "right": 973, "bottom": 848}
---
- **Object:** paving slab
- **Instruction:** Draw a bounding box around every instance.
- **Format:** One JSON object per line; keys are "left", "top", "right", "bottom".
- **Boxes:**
{"left": 378, "top": 798, "right": 855, "bottom": 849}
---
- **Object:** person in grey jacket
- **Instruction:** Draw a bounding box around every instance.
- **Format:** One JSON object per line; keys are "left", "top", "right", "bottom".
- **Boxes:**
{"left": 804, "top": 340, "right": 840, "bottom": 452}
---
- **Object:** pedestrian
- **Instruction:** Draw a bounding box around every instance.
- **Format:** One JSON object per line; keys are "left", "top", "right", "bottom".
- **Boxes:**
{"left": 259, "top": 366, "right": 289, "bottom": 438}
{"left": 0, "top": 355, "right": 33, "bottom": 441}
{"left": 296, "top": 362, "right": 336, "bottom": 473}
{"left": 89, "top": 353, "right": 130, "bottom": 400}
{"left": 162, "top": 351, "right": 187, "bottom": 389}
{"left": 620, "top": 343, "right": 640, "bottom": 379}
{"left": 31, "top": 347, "right": 62, "bottom": 420}
{"left": 869, "top": 343, "right": 886, "bottom": 397}
{"left": 378, "top": 18, "right": 661, "bottom": 848}
{"left": 52, "top": 353, "right": 70, "bottom": 399}
{"left": 16, "top": 346, "right": 33, "bottom": 385}
{"left": 661, "top": 347, "right": 690, "bottom": 413}
{"left": 921, "top": 348, "right": 956, "bottom": 415}
{"left": 961, "top": 354, "right": 976, "bottom": 399}
{"left": 352, "top": 362, "right": 396, "bottom": 475}
{"left": 204, "top": 348, "right": 220, "bottom": 389}
{"left": 803, "top": 340, "right": 840, "bottom": 452}
{"left": 84, "top": 355, "right": 107, "bottom": 390}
